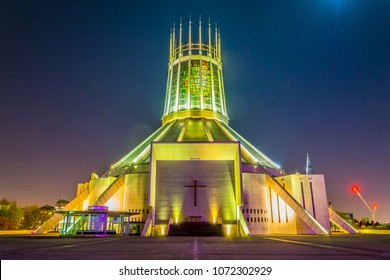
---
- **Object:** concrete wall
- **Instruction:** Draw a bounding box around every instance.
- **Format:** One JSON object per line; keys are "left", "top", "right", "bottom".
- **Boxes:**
{"left": 87, "top": 177, "right": 109, "bottom": 208}
{"left": 154, "top": 160, "right": 237, "bottom": 224}
{"left": 241, "top": 173, "right": 270, "bottom": 234}
{"left": 268, "top": 181, "right": 298, "bottom": 234}
{"left": 276, "top": 174, "right": 331, "bottom": 234}
{"left": 106, "top": 184, "right": 125, "bottom": 211}
{"left": 123, "top": 172, "right": 149, "bottom": 222}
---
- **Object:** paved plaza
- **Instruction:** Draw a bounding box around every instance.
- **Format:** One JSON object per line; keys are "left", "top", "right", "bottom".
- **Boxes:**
{"left": 1, "top": 233, "right": 390, "bottom": 260}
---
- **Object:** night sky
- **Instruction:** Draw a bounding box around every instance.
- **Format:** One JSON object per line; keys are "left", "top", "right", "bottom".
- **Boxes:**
{"left": 1, "top": 0, "right": 389, "bottom": 222}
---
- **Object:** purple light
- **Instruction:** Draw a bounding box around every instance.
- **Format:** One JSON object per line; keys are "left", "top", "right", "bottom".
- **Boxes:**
{"left": 89, "top": 205, "right": 108, "bottom": 211}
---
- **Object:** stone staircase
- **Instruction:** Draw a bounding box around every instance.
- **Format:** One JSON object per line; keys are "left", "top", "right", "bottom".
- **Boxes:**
{"left": 168, "top": 222, "right": 224, "bottom": 236}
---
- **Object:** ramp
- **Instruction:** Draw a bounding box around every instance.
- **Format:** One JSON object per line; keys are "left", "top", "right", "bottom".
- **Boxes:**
{"left": 264, "top": 170, "right": 329, "bottom": 235}
{"left": 35, "top": 172, "right": 126, "bottom": 234}
{"left": 141, "top": 214, "right": 153, "bottom": 237}
{"left": 328, "top": 207, "right": 359, "bottom": 234}
{"left": 33, "top": 188, "right": 89, "bottom": 234}
{"left": 92, "top": 175, "right": 126, "bottom": 206}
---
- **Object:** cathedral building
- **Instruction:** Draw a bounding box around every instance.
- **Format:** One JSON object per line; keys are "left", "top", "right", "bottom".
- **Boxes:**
{"left": 35, "top": 19, "right": 357, "bottom": 237}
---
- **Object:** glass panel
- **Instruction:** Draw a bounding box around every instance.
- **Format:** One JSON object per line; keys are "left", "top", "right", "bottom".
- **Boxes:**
{"left": 164, "top": 68, "right": 171, "bottom": 113}
{"left": 169, "top": 64, "right": 178, "bottom": 113}
{"left": 190, "top": 60, "right": 201, "bottom": 109}
{"left": 212, "top": 64, "right": 221, "bottom": 112}
{"left": 178, "top": 61, "right": 189, "bottom": 111}
{"left": 202, "top": 60, "right": 212, "bottom": 110}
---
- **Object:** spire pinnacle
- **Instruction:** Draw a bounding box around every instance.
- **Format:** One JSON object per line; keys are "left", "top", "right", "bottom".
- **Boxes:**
{"left": 172, "top": 22, "right": 176, "bottom": 50}
{"left": 214, "top": 24, "right": 219, "bottom": 59}
{"left": 189, "top": 15, "right": 192, "bottom": 55}
{"left": 306, "top": 153, "right": 313, "bottom": 174}
{"left": 208, "top": 18, "right": 212, "bottom": 57}
{"left": 169, "top": 28, "right": 173, "bottom": 61}
{"left": 179, "top": 17, "right": 183, "bottom": 57}
{"left": 198, "top": 15, "right": 202, "bottom": 55}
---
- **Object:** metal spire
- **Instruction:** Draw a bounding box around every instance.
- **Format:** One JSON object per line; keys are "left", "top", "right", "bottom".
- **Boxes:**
{"left": 189, "top": 15, "right": 192, "bottom": 55}
{"left": 215, "top": 23, "right": 218, "bottom": 59}
{"left": 306, "top": 153, "right": 313, "bottom": 174}
{"left": 208, "top": 18, "right": 211, "bottom": 57}
{"left": 199, "top": 15, "right": 202, "bottom": 55}
{"left": 179, "top": 17, "right": 183, "bottom": 57}
{"left": 172, "top": 22, "right": 176, "bottom": 57}
{"left": 218, "top": 28, "right": 221, "bottom": 60}
{"left": 169, "top": 28, "right": 173, "bottom": 61}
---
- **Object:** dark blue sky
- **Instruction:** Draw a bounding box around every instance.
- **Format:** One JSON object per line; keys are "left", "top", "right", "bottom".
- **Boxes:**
{"left": 1, "top": 0, "right": 389, "bottom": 222}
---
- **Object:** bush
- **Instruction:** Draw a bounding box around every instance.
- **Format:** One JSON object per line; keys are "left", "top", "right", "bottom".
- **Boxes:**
{"left": 0, "top": 216, "right": 19, "bottom": 230}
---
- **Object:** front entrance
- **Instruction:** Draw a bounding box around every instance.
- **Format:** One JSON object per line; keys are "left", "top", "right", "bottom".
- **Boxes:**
{"left": 150, "top": 142, "right": 242, "bottom": 236}
{"left": 154, "top": 160, "right": 237, "bottom": 224}
{"left": 188, "top": 216, "right": 202, "bottom": 222}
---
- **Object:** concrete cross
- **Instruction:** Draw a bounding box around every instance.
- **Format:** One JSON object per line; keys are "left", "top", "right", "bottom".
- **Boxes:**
{"left": 184, "top": 180, "right": 207, "bottom": 207}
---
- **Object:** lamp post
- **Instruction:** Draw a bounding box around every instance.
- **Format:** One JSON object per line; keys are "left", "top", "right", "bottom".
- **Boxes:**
{"left": 351, "top": 185, "right": 377, "bottom": 223}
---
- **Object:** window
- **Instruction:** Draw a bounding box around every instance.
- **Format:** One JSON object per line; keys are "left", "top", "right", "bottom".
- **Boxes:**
{"left": 201, "top": 61, "right": 212, "bottom": 110}
{"left": 301, "top": 182, "right": 306, "bottom": 209}
{"left": 250, "top": 209, "right": 253, "bottom": 214}
{"left": 310, "top": 182, "right": 316, "bottom": 219}
{"left": 190, "top": 60, "right": 201, "bottom": 109}
{"left": 212, "top": 64, "right": 221, "bottom": 113}
{"left": 178, "top": 61, "right": 189, "bottom": 110}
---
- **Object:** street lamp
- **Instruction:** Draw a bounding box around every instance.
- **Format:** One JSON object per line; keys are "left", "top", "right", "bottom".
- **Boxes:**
{"left": 351, "top": 185, "right": 377, "bottom": 223}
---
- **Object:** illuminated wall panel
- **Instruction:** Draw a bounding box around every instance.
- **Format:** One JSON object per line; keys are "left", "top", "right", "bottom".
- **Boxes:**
{"left": 154, "top": 160, "right": 236, "bottom": 224}
{"left": 178, "top": 60, "right": 189, "bottom": 110}
{"left": 190, "top": 60, "right": 201, "bottom": 109}
{"left": 169, "top": 64, "right": 179, "bottom": 113}
{"left": 123, "top": 173, "right": 149, "bottom": 223}
{"left": 274, "top": 174, "right": 331, "bottom": 234}
{"left": 241, "top": 173, "right": 270, "bottom": 234}
{"left": 212, "top": 64, "right": 221, "bottom": 113}
{"left": 202, "top": 60, "right": 212, "bottom": 110}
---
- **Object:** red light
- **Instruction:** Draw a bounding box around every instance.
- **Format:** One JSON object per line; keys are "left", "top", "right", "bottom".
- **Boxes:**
{"left": 351, "top": 185, "right": 359, "bottom": 193}
{"left": 373, "top": 204, "right": 378, "bottom": 209}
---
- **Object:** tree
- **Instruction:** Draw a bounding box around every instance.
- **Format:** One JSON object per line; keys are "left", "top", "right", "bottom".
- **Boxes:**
{"left": 8, "top": 201, "right": 23, "bottom": 224}
{"left": 0, "top": 216, "right": 18, "bottom": 230}
{"left": 0, "top": 198, "right": 23, "bottom": 229}
{"left": 21, "top": 205, "right": 40, "bottom": 229}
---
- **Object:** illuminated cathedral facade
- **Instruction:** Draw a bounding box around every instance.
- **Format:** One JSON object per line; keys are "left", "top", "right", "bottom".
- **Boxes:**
{"left": 35, "top": 19, "right": 357, "bottom": 237}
